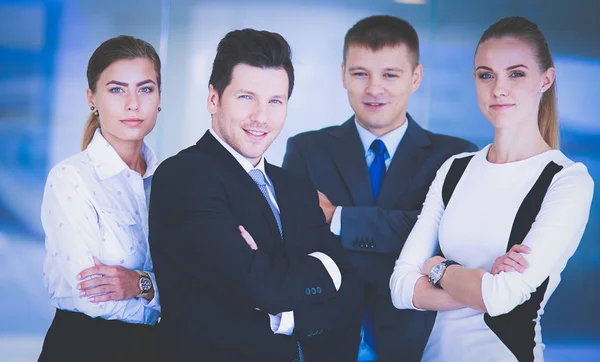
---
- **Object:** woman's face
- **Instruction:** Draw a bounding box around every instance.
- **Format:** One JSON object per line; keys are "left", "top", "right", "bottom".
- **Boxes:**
{"left": 474, "top": 36, "right": 554, "bottom": 130}
{"left": 87, "top": 57, "right": 160, "bottom": 146}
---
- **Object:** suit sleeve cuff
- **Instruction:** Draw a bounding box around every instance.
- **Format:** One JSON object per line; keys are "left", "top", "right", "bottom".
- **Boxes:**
{"left": 269, "top": 311, "right": 295, "bottom": 335}
{"left": 309, "top": 252, "right": 341, "bottom": 291}
{"left": 329, "top": 206, "right": 342, "bottom": 236}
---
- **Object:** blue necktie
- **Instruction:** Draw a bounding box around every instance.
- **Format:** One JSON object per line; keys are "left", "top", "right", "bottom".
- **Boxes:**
{"left": 360, "top": 140, "right": 388, "bottom": 355}
{"left": 369, "top": 139, "right": 388, "bottom": 201}
{"left": 249, "top": 169, "right": 282, "bottom": 237}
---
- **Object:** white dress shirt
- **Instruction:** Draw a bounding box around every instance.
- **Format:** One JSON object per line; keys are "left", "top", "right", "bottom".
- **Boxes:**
{"left": 330, "top": 117, "right": 408, "bottom": 235}
{"left": 209, "top": 128, "right": 341, "bottom": 336}
{"left": 41, "top": 129, "right": 160, "bottom": 325}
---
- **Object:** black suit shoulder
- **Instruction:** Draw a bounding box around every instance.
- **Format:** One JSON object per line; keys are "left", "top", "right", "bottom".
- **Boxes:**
{"left": 423, "top": 129, "right": 478, "bottom": 153}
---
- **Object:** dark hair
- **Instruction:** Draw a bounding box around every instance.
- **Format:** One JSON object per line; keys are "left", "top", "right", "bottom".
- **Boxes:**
{"left": 476, "top": 17, "right": 559, "bottom": 149}
{"left": 82, "top": 35, "right": 161, "bottom": 150}
{"left": 343, "top": 15, "right": 420, "bottom": 68}
{"left": 208, "top": 29, "right": 294, "bottom": 99}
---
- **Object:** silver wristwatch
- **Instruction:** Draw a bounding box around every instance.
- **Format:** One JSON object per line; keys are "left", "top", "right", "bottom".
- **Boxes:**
{"left": 135, "top": 270, "right": 152, "bottom": 298}
{"left": 428, "top": 260, "right": 460, "bottom": 289}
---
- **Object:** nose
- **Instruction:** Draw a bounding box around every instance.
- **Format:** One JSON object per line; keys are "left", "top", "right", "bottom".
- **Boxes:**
{"left": 365, "top": 77, "right": 384, "bottom": 97}
{"left": 250, "top": 102, "right": 267, "bottom": 124}
{"left": 491, "top": 78, "right": 508, "bottom": 98}
{"left": 125, "top": 92, "right": 140, "bottom": 111}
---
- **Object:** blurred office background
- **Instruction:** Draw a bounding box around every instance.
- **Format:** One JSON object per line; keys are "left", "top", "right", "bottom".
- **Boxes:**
{"left": 0, "top": 0, "right": 598, "bottom": 360}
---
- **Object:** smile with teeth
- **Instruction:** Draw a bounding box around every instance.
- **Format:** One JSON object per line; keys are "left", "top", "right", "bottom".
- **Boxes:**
{"left": 365, "top": 102, "right": 385, "bottom": 106}
{"left": 245, "top": 129, "right": 267, "bottom": 136}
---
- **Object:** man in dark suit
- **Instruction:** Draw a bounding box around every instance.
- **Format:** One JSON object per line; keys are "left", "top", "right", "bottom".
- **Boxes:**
{"left": 283, "top": 16, "right": 477, "bottom": 362}
{"left": 149, "top": 29, "right": 362, "bottom": 362}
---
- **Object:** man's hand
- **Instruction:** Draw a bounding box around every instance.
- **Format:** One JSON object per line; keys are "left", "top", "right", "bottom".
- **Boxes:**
{"left": 491, "top": 244, "right": 531, "bottom": 274}
{"left": 318, "top": 191, "right": 336, "bottom": 224}
{"left": 239, "top": 225, "right": 258, "bottom": 250}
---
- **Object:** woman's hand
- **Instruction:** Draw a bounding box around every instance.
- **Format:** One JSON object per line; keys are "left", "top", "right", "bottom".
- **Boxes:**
{"left": 77, "top": 257, "right": 143, "bottom": 302}
{"left": 491, "top": 244, "right": 531, "bottom": 275}
{"left": 422, "top": 256, "right": 446, "bottom": 276}
{"left": 239, "top": 225, "right": 258, "bottom": 250}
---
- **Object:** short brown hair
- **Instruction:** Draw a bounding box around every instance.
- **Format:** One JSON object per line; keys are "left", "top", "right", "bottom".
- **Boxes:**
{"left": 343, "top": 15, "right": 419, "bottom": 68}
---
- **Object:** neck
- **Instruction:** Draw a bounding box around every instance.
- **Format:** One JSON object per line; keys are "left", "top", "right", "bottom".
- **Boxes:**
{"left": 356, "top": 111, "right": 407, "bottom": 138}
{"left": 102, "top": 132, "right": 147, "bottom": 175}
{"left": 488, "top": 122, "right": 551, "bottom": 164}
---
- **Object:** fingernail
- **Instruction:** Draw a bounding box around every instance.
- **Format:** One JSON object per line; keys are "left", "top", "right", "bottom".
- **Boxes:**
{"left": 79, "top": 291, "right": 85, "bottom": 296}
{"left": 90, "top": 298, "right": 95, "bottom": 302}
{"left": 77, "top": 274, "right": 81, "bottom": 280}
{"left": 77, "top": 284, "right": 81, "bottom": 290}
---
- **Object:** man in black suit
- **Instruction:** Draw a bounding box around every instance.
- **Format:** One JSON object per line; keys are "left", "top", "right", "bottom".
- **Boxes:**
{"left": 149, "top": 29, "right": 362, "bottom": 362}
{"left": 283, "top": 16, "right": 477, "bottom": 361}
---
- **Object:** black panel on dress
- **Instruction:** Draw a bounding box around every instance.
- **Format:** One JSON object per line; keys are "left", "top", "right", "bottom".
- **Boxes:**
{"left": 442, "top": 155, "right": 474, "bottom": 208}
{"left": 484, "top": 161, "right": 563, "bottom": 362}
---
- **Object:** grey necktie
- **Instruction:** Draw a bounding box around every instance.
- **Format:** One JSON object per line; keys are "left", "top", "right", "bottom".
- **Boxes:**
{"left": 248, "top": 169, "right": 282, "bottom": 237}
{"left": 249, "top": 169, "right": 304, "bottom": 361}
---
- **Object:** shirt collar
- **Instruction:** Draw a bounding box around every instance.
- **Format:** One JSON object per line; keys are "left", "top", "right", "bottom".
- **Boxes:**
{"left": 209, "top": 128, "right": 272, "bottom": 186}
{"left": 87, "top": 129, "right": 159, "bottom": 180}
{"left": 354, "top": 116, "right": 409, "bottom": 159}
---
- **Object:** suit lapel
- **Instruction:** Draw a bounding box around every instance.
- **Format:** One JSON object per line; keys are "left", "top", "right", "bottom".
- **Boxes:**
{"left": 328, "top": 117, "right": 374, "bottom": 206}
{"left": 198, "top": 132, "right": 282, "bottom": 242}
{"left": 378, "top": 115, "right": 431, "bottom": 209}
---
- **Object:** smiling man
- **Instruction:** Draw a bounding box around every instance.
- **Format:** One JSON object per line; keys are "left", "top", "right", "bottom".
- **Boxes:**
{"left": 283, "top": 16, "right": 477, "bottom": 361}
{"left": 148, "top": 29, "right": 362, "bottom": 362}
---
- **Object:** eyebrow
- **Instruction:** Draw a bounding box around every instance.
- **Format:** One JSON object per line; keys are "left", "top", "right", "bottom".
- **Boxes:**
{"left": 236, "top": 89, "right": 287, "bottom": 100}
{"left": 347, "top": 66, "right": 404, "bottom": 72}
{"left": 475, "top": 64, "right": 529, "bottom": 72}
{"left": 105, "top": 79, "right": 157, "bottom": 87}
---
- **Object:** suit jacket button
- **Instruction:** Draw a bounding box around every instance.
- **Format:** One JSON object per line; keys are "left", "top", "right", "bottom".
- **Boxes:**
{"left": 316, "top": 287, "right": 322, "bottom": 294}
{"left": 305, "top": 288, "right": 311, "bottom": 295}
{"left": 311, "top": 288, "right": 317, "bottom": 295}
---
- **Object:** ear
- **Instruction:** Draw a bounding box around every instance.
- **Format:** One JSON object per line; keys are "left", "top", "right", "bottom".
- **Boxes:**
{"left": 86, "top": 88, "right": 94, "bottom": 108}
{"left": 541, "top": 67, "right": 556, "bottom": 92}
{"left": 341, "top": 61, "right": 347, "bottom": 90}
{"left": 207, "top": 84, "right": 220, "bottom": 115}
{"left": 410, "top": 63, "right": 423, "bottom": 93}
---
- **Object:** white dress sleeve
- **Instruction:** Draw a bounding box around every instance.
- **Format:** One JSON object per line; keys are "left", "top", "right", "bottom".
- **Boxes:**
{"left": 481, "top": 164, "right": 594, "bottom": 316}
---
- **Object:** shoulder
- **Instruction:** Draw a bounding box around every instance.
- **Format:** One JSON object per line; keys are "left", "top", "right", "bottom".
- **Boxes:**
{"left": 287, "top": 125, "right": 340, "bottom": 146}
{"left": 46, "top": 151, "right": 94, "bottom": 186}
{"left": 424, "top": 129, "right": 478, "bottom": 154}
{"left": 550, "top": 151, "right": 594, "bottom": 196}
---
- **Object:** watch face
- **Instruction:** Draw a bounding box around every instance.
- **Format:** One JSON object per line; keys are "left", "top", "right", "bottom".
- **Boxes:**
{"left": 140, "top": 277, "right": 152, "bottom": 292}
{"left": 430, "top": 263, "right": 445, "bottom": 283}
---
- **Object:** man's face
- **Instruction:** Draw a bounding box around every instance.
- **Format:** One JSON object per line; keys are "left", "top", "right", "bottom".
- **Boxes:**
{"left": 208, "top": 64, "right": 289, "bottom": 166}
{"left": 343, "top": 44, "right": 422, "bottom": 136}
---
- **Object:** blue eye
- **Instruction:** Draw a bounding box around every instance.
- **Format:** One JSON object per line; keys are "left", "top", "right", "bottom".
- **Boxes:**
{"left": 353, "top": 72, "right": 367, "bottom": 77}
{"left": 384, "top": 73, "right": 398, "bottom": 79}
{"left": 110, "top": 87, "right": 123, "bottom": 93}
{"left": 239, "top": 95, "right": 251, "bottom": 100}
{"left": 139, "top": 87, "right": 153, "bottom": 93}
{"left": 479, "top": 73, "right": 493, "bottom": 79}
{"left": 510, "top": 72, "right": 525, "bottom": 78}
{"left": 270, "top": 99, "right": 283, "bottom": 105}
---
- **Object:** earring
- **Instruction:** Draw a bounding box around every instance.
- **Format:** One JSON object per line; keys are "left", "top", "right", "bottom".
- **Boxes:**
{"left": 158, "top": 106, "right": 162, "bottom": 112}
{"left": 90, "top": 105, "right": 99, "bottom": 117}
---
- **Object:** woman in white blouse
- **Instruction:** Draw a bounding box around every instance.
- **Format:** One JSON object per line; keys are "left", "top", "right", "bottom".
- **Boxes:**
{"left": 389, "top": 17, "right": 594, "bottom": 362}
{"left": 39, "top": 35, "right": 162, "bottom": 362}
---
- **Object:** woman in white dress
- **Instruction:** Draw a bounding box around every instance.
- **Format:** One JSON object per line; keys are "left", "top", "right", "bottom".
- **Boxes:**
{"left": 38, "top": 35, "right": 162, "bottom": 362}
{"left": 389, "top": 16, "right": 594, "bottom": 362}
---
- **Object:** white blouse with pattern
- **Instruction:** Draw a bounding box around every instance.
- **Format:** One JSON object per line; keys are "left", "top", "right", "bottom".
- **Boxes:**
{"left": 41, "top": 130, "right": 160, "bottom": 325}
